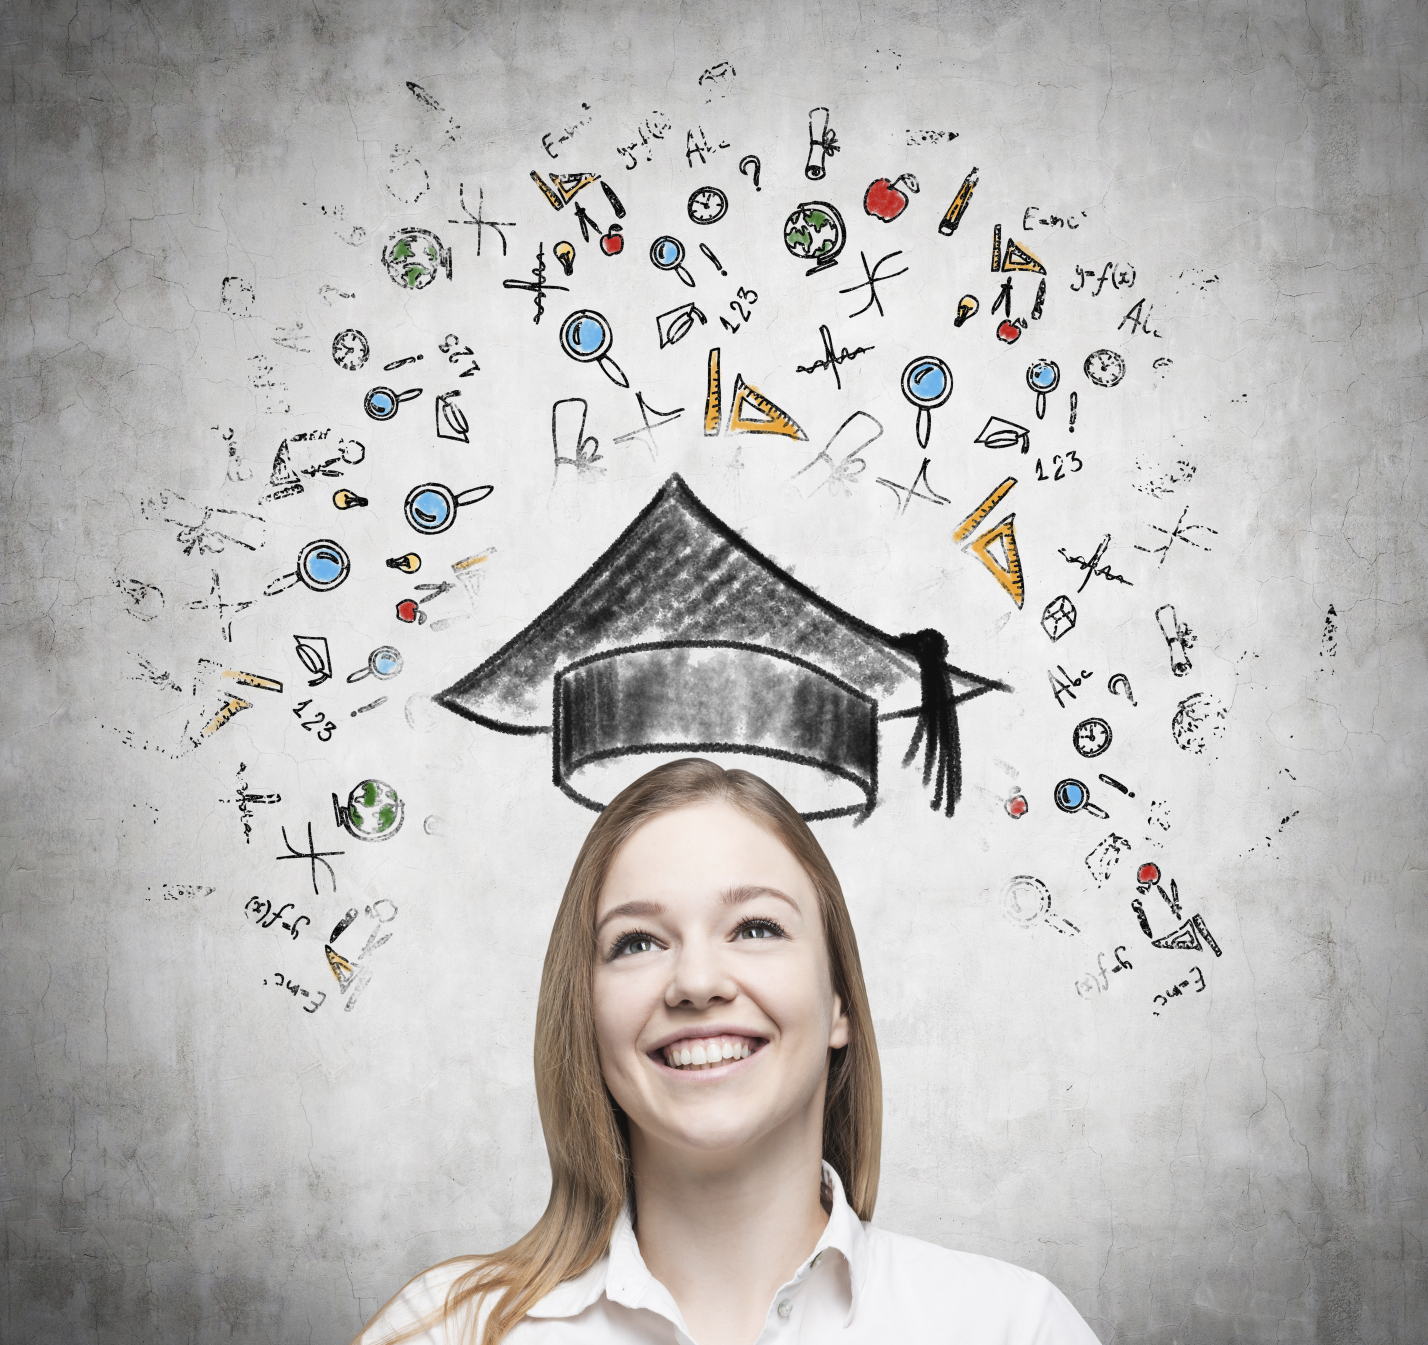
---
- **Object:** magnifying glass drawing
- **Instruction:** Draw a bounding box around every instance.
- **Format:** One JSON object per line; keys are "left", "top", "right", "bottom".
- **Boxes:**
{"left": 558, "top": 309, "right": 630, "bottom": 388}
{"left": 1026, "top": 360, "right": 1060, "bottom": 420}
{"left": 650, "top": 236, "right": 696, "bottom": 287}
{"left": 264, "top": 539, "right": 351, "bottom": 596}
{"left": 346, "top": 645, "right": 404, "bottom": 683}
{"left": 901, "top": 356, "right": 953, "bottom": 448}
{"left": 364, "top": 386, "right": 423, "bottom": 421}
{"left": 1054, "top": 777, "right": 1109, "bottom": 819}
{"left": 404, "top": 482, "right": 494, "bottom": 535}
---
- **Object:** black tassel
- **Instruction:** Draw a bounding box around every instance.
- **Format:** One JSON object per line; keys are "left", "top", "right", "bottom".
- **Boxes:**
{"left": 891, "top": 629, "right": 961, "bottom": 816}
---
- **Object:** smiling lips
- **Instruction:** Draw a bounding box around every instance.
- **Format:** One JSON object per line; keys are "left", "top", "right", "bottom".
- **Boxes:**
{"left": 658, "top": 1034, "right": 763, "bottom": 1071}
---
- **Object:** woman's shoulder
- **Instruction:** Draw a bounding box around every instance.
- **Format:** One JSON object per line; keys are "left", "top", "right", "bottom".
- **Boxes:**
{"left": 861, "top": 1226, "right": 1099, "bottom": 1342}
{"left": 355, "top": 1256, "right": 485, "bottom": 1345}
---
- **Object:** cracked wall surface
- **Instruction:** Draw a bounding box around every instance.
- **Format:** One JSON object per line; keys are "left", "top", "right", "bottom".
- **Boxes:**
{"left": 2, "top": 1, "right": 1425, "bottom": 1341}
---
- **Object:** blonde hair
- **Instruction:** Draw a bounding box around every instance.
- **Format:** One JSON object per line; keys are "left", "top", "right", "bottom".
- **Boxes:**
{"left": 361, "top": 758, "right": 881, "bottom": 1345}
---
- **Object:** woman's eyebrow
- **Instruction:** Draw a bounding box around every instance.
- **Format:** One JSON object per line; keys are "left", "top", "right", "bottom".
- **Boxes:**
{"left": 595, "top": 899, "right": 664, "bottom": 934}
{"left": 721, "top": 884, "right": 800, "bottom": 912}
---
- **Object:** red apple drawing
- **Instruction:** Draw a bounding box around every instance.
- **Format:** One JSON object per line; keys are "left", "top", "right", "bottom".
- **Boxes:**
{"left": 395, "top": 598, "right": 422, "bottom": 624}
{"left": 863, "top": 173, "right": 919, "bottom": 222}
{"left": 996, "top": 319, "right": 1023, "bottom": 344}
{"left": 600, "top": 225, "right": 624, "bottom": 256}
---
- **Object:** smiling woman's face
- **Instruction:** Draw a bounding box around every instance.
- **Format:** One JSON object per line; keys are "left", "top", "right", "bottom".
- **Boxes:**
{"left": 592, "top": 800, "right": 849, "bottom": 1160}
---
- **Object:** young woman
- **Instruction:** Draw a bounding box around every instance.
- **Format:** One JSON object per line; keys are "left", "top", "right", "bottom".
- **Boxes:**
{"left": 357, "top": 759, "right": 1100, "bottom": 1345}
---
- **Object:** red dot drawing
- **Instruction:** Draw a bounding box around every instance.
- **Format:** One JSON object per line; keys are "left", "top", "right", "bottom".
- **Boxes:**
{"left": 1137, "top": 861, "right": 1161, "bottom": 885}
{"left": 1006, "top": 793, "right": 1029, "bottom": 818}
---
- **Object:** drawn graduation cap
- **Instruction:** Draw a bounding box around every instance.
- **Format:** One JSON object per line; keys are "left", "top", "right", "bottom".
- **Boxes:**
{"left": 436, "top": 474, "right": 1008, "bottom": 821}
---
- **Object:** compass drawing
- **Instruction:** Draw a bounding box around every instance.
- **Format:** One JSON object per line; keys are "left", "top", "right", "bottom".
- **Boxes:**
{"left": 687, "top": 186, "right": 729, "bottom": 225}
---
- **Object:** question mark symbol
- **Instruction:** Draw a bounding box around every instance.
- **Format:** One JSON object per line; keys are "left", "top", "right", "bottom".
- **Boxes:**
{"left": 739, "top": 155, "right": 762, "bottom": 191}
{"left": 1107, "top": 673, "right": 1136, "bottom": 707}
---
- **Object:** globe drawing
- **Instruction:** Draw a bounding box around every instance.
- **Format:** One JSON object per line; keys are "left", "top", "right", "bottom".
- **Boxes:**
{"left": 335, "top": 778, "right": 404, "bottom": 841}
{"left": 381, "top": 228, "right": 452, "bottom": 290}
{"left": 783, "top": 201, "right": 845, "bottom": 272}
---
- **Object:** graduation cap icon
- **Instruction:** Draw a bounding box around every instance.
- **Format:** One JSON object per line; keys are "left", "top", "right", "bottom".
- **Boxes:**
{"left": 436, "top": 474, "right": 1009, "bottom": 821}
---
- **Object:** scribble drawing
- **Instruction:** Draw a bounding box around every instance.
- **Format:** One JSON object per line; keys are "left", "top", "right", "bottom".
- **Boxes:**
{"left": 437, "top": 475, "right": 1008, "bottom": 821}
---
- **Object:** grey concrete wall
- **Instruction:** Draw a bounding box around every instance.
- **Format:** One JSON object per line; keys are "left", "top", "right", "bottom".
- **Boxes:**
{"left": 2, "top": 1, "right": 1425, "bottom": 1341}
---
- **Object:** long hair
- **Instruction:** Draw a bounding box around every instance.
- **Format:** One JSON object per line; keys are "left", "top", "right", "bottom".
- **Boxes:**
{"left": 361, "top": 758, "right": 881, "bottom": 1345}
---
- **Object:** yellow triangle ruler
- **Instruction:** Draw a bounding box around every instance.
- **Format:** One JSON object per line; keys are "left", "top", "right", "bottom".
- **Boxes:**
{"left": 968, "top": 514, "right": 1025, "bottom": 608}
{"left": 202, "top": 696, "right": 252, "bottom": 737}
{"left": 1001, "top": 237, "right": 1046, "bottom": 273}
{"left": 953, "top": 477, "right": 1017, "bottom": 542}
{"left": 704, "top": 348, "right": 722, "bottom": 436}
{"left": 727, "top": 374, "right": 808, "bottom": 440}
{"left": 530, "top": 171, "right": 600, "bottom": 209}
{"left": 325, "top": 944, "right": 357, "bottom": 989}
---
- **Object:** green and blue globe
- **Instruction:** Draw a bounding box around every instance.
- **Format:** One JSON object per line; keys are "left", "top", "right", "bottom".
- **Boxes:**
{"left": 338, "top": 779, "right": 404, "bottom": 842}
{"left": 783, "top": 202, "right": 845, "bottom": 268}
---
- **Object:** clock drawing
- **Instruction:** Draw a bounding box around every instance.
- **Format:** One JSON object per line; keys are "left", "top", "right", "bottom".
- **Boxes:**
{"left": 1072, "top": 716, "right": 1113, "bottom": 758}
{"left": 332, "top": 328, "right": 370, "bottom": 372}
{"left": 1083, "top": 348, "right": 1126, "bottom": 388}
{"left": 687, "top": 186, "right": 729, "bottom": 225}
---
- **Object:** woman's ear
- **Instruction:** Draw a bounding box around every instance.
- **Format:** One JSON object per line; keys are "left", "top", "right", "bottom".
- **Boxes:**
{"left": 829, "top": 994, "right": 851, "bottom": 1050}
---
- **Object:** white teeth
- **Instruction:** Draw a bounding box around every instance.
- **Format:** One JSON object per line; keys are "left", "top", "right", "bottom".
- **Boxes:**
{"left": 661, "top": 1036, "right": 759, "bottom": 1069}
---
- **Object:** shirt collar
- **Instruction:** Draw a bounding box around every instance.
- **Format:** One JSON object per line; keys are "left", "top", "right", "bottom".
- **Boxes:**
{"left": 526, "top": 1161, "right": 870, "bottom": 1327}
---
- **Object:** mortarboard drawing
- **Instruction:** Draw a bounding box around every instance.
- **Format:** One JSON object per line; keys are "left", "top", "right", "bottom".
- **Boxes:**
{"left": 436, "top": 474, "right": 1009, "bottom": 822}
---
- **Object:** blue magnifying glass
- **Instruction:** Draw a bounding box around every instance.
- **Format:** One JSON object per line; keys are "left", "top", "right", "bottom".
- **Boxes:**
{"left": 346, "top": 645, "right": 404, "bottom": 683}
{"left": 901, "top": 356, "right": 953, "bottom": 448}
{"left": 1026, "top": 360, "right": 1060, "bottom": 420}
{"left": 264, "top": 539, "right": 351, "bottom": 596}
{"left": 364, "top": 385, "right": 423, "bottom": 421}
{"left": 559, "top": 309, "right": 630, "bottom": 388}
{"left": 403, "top": 481, "right": 494, "bottom": 535}
{"left": 1054, "top": 777, "right": 1109, "bottom": 819}
{"left": 650, "top": 236, "right": 695, "bottom": 287}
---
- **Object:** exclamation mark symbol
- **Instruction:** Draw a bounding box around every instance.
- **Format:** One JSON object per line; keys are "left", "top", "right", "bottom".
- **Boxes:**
{"left": 1069, "top": 391, "right": 1078, "bottom": 434}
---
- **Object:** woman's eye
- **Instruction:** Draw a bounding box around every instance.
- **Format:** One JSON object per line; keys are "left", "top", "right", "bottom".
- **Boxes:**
{"left": 613, "top": 932, "right": 657, "bottom": 957}
{"left": 735, "top": 920, "right": 783, "bottom": 941}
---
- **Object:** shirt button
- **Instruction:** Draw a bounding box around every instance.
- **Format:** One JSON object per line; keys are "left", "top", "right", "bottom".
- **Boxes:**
{"left": 777, "top": 1299, "right": 792, "bottom": 1318}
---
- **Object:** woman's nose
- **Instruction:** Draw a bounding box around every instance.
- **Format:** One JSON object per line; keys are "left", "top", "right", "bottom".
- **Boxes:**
{"left": 665, "top": 940, "right": 738, "bottom": 1010}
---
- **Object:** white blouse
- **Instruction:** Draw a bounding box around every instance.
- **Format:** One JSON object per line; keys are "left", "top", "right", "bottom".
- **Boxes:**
{"left": 359, "top": 1164, "right": 1100, "bottom": 1344}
